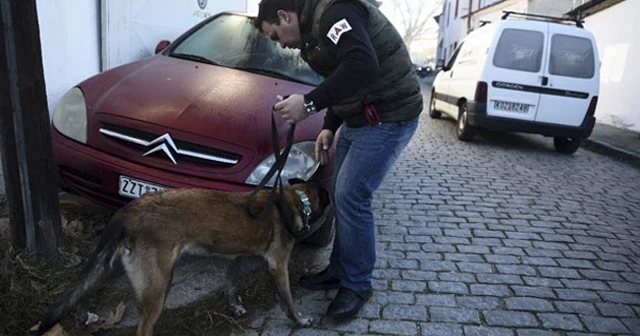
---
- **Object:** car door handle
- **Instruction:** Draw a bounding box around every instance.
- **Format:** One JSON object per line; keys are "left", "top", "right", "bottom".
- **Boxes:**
{"left": 450, "top": 71, "right": 454, "bottom": 77}
{"left": 541, "top": 76, "right": 549, "bottom": 86}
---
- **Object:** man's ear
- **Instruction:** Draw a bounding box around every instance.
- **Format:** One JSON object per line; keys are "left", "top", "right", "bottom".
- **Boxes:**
{"left": 276, "top": 9, "right": 290, "bottom": 24}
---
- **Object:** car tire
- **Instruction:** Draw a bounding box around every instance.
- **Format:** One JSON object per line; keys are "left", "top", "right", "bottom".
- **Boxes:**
{"left": 300, "top": 208, "right": 335, "bottom": 247}
{"left": 429, "top": 91, "right": 441, "bottom": 119}
{"left": 457, "top": 103, "right": 475, "bottom": 141}
{"left": 553, "top": 136, "right": 582, "bottom": 154}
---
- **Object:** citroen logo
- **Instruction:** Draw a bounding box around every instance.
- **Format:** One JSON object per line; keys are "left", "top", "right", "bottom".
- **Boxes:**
{"left": 198, "top": 0, "right": 207, "bottom": 10}
{"left": 144, "top": 133, "right": 179, "bottom": 164}
{"left": 99, "top": 127, "right": 240, "bottom": 165}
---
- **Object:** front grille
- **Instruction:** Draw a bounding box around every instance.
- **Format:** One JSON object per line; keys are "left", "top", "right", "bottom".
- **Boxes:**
{"left": 99, "top": 124, "right": 241, "bottom": 166}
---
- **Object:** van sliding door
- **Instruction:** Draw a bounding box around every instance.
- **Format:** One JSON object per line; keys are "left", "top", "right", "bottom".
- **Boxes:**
{"left": 535, "top": 24, "right": 598, "bottom": 127}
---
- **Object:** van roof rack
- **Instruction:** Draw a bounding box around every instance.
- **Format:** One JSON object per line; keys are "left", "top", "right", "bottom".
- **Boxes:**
{"left": 501, "top": 11, "right": 584, "bottom": 28}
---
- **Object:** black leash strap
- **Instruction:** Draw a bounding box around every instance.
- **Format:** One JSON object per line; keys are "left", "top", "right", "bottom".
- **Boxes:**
{"left": 246, "top": 109, "right": 296, "bottom": 231}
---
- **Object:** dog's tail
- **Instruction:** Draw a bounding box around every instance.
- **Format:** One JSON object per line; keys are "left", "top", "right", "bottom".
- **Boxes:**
{"left": 38, "top": 213, "right": 126, "bottom": 334}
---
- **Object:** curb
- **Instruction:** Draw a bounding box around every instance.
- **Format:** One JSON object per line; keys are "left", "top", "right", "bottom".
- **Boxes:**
{"left": 585, "top": 138, "right": 640, "bottom": 169}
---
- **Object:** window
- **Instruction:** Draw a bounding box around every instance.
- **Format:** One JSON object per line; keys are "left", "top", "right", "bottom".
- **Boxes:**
{"left": 549, "top": 34, "right": 595, "bottom": 78}
{"left": 446, "top": 42, "right": 465, "bottom": 69}
{"left": 493, "top": 28, "right": 544, "bottom": 73}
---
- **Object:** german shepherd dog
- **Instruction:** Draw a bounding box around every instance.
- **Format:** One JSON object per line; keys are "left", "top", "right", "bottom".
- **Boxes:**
{"left": 38, "top": 181, "right": 332, "bottom": 336}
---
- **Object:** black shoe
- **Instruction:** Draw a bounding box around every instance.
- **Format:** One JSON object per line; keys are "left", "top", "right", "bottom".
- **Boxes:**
{"left": 299, "top": 268, "right": 341, "bottom": 290}
{"left": 326, "top": 287, "right": 372, "bottom": 319}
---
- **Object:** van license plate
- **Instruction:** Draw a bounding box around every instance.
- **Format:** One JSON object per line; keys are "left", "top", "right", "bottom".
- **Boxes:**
{"left": 494, "top": 100, "right": 530, "bottom": 113}
{"left": 119, "top": 176, "right": 168, "bottom": 199}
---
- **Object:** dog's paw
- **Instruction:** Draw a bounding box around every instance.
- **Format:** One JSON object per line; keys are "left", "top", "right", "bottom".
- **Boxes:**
{"left": 296, "top": 313, "right": 313, "bottom": 327}
{"left": 230, "top": 303, "right": 247, "bottom": 317}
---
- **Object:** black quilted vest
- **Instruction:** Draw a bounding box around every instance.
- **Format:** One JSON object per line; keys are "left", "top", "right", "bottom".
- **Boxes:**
{"left": 297, "top": 0, "right": 423, "bottom": 127}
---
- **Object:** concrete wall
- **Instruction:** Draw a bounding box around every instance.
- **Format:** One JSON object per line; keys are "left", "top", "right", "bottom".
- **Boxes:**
{"left": 469, "top": 0, "right": 527, "bottom": 31}
{"left": 528, "top": 0, "right": 575, "bottom": 17}
{"left": 582, "top": 0, "right": 640, "bottom": 132}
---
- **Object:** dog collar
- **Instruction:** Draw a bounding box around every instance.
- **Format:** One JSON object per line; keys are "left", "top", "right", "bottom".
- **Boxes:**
{"left": 295, "top": 190, "right": 312, "bottom": 230}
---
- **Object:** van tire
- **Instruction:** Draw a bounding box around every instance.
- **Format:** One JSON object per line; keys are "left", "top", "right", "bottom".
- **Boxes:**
{"left": 553, "top": 137, "right": 582, "bottom": 154}
{"left": 429, "top": 91, "right": 441, "bottom": 119}
{"left": 457, "top": 103, "right": 475, "bottom": 141}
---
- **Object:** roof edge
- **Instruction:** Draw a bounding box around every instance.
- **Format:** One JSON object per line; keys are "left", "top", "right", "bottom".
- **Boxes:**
{"left": 565, "top": 0, "right": 626, "bottom": 18}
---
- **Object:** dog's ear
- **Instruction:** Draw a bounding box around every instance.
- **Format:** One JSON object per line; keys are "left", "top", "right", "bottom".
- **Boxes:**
{"left": 288, "top": 178, "right": 306, "bottom": 186}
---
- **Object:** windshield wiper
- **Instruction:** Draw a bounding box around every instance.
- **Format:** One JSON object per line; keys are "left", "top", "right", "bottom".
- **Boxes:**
{"left": 170, "top": 53, "right": 218, "bottom": 66}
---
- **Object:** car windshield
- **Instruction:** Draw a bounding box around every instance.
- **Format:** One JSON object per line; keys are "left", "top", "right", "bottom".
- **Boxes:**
{"left": 169, "top": 13, "right": 322, "bottom": 86}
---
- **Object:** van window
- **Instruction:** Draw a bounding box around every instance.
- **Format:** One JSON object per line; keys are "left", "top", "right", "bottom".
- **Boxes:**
{"left": 445, "top": 42, "right": 464, "bottom": 70}
{"left": 493, "top": 29, "right": 544, "bottom": 73}
{"left": 549, "top": 34, "right": 595, "bottom": 78}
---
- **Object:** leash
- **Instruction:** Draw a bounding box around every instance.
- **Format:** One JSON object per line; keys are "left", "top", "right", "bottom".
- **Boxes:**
{"left": 246, "top": 104, "right": 297, "bottom": 235}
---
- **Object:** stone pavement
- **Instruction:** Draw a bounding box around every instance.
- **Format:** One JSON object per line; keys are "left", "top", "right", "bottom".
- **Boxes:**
{"left": 229, "top": 84, "right": 640, "bottom": 335}
{"left": 1, "top": 82, "right": 640, "bottom": 335}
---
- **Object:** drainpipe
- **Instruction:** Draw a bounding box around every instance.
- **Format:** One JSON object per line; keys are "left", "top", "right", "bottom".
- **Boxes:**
{"left": 467, "top": 0, "right": 473, "bottom": 33}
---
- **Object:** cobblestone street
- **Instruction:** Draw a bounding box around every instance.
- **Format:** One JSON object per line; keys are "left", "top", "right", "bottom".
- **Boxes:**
{"left": 241, "top": 85, "right": 640, "bottom": 336}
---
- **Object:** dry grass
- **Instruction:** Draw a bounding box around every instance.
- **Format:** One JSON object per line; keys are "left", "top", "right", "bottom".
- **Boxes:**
{"left": 0, "top": 203, "right": 278, "bottom": 336}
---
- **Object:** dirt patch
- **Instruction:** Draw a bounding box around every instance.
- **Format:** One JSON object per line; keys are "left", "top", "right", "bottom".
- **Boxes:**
{"left": 0, "top": 203, "right": 280, "bottom": 336}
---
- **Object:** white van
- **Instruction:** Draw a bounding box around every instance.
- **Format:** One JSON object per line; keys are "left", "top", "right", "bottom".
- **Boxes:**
{"left": 431, "top": 11, "right": 600, "bottom": 154}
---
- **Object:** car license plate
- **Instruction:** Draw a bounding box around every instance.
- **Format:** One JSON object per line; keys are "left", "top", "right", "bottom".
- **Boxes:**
{"left": 118, "top": 176, "right": 168, "bottom": 199}
{"left": 494, "top": 100, "right": 530, "bottom": 113}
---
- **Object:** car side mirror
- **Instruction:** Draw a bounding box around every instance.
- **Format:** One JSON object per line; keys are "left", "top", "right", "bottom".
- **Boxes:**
{"left": 155, "top": 40, "right": 171, "bottom": 54}
{"left": 436, "top": 59, "right": 445, "bottom": 70}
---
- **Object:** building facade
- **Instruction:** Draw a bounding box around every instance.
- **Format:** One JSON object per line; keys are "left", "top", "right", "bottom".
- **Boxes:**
{"left": 567, "top": 0, "right": 639, "bottom": 132}
{"left": 436, "top": 0, "right": 577, "bottom": 63}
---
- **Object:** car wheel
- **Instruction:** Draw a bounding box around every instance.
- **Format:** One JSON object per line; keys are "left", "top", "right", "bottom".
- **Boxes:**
{"left": 457, "top": 103, "right": 475, "bottom": 141}
{"left": 429, "top": 91, "right": 441, "bottom": 119}
{"left": 553, "top": 137, "right": 582, "bottom": 154}
{"left": 300, "top": 207, "right": 335, "bottom": 247}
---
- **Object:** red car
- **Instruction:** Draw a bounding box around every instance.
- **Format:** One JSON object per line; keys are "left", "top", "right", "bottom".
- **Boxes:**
{"left": 51, "top": 12, "right": 334, "bottom": 246}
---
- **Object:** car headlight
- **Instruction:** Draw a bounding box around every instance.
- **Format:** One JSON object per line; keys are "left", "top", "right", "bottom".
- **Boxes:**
{"left": 52, "top": 87, "right": 87, "bottom": 143}
{"left": 245, "top": 141, "right": 319, "bottom": 187}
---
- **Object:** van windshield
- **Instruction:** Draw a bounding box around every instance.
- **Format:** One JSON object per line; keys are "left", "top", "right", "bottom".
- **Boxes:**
{"left": 493, "top": 28, "right": 544, "bottom": 73}
{"left": 549, "top": 34, "right": 595, "bottom": 78}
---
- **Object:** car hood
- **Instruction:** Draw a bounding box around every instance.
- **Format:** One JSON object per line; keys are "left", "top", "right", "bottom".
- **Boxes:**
{"left": 80, "top": 55, "right": 314, "bottom": 153}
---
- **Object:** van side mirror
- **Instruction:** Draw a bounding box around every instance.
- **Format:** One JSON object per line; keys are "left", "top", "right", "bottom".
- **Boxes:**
{"left": 436, "top": 59, "right": 445, "bottom": 70}
{"left": 155, "top": 40, "right": 171, "bottom": 54}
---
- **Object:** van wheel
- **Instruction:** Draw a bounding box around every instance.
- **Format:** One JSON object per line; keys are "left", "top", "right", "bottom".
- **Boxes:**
{"left": 553, "top": 137, "right": 582, "bottom": 154}
{"left": 429, "top": 91, "right": 441, "bottom": 119}
{"left": 457, "top": 103, "right": 475, "bottom": 141}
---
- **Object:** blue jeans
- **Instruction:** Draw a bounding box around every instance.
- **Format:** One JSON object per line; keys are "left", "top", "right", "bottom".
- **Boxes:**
{"left": 328, "top": 116, "right": 419, "bottom": 292}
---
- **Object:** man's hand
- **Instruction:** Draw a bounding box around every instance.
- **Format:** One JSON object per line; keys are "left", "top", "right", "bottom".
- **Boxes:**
{"left": 273, "top": 94, "right": 307, "bottom": 124}
{"left": 315, "top": 129, "right": 334, "bottom": 165}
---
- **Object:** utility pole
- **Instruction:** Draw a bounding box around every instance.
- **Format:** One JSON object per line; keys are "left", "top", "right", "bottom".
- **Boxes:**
{"left": 0, "top": 0, "right": 62, "bottom": 262}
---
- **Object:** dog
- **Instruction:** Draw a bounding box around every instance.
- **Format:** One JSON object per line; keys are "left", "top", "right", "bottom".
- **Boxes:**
{"left": 38, "top": 180, "right": 332, "bottom": 336}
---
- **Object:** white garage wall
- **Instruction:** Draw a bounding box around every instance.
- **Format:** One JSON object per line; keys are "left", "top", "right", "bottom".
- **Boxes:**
{"left": 36, "top": 0, "right": 101, "bottom": 116}
{"left": 36, "top": 0, "right": 253, "bottom": 116}
{"left": 101, "top": 0, "right": 247, "bottom": 70}
{"left": 583, "top": 0, "right": 640, "bottom": 132}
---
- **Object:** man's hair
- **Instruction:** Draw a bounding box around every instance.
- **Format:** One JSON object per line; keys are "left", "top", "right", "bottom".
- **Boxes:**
{"left": 254, "top": 0, "right": 296, "bottom": 31}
